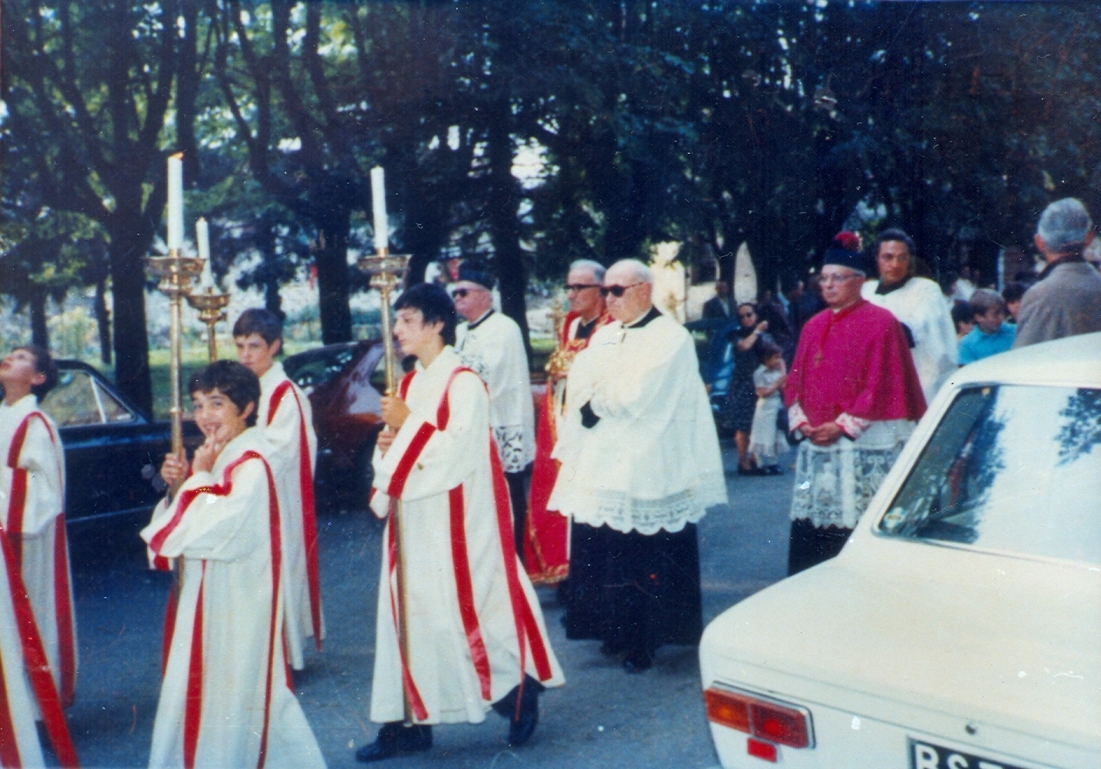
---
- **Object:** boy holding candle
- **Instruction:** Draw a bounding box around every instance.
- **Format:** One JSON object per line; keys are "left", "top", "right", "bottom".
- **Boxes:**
{"left": 143, "top": 360, "right": 325, "bottom": 768}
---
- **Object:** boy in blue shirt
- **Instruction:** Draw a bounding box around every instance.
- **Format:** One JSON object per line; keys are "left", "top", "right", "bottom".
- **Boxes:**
{"left": 958, "top": 289, "right": 1016, "bottom": 364}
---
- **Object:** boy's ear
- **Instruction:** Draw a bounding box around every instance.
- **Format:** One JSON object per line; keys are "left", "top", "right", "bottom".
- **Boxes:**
{"left": 29, "top": 370, "right": 46, "bottom": 387}
{"left": 241, "top": 401, "right": 256, "bottom": 422}
{"left": 271, "top": 338, "right": 282, "bottom": 356}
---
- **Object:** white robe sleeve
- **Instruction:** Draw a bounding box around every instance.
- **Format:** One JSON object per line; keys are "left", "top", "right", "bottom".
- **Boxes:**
{"left": 265, "top": 385, "right": 318, "bottom": 474}
{"left": 588, "top": 327, "right": 691, "bottom": 421}
{"left": 0, "top": 416, "right": 63, "bottom": 536}
{"left": 141, "top": 459, "right": 270, "bottom": 563}
{"left": 372, "top": 372, "right": 489, "bottom": 505}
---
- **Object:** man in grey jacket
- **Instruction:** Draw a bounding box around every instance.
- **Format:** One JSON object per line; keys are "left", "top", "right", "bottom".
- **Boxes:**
{"left": 1014, "top": 198, "right": 1101, "bottom": 347}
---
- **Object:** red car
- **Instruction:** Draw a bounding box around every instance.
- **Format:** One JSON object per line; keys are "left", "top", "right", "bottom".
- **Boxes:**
{"left": 283, "top": 341, "right": 387, "bottom": 513}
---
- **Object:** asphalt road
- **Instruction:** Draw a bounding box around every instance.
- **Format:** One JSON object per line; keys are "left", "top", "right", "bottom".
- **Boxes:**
{"left": 61, "top": 442, "right": 796, "bottom": 769}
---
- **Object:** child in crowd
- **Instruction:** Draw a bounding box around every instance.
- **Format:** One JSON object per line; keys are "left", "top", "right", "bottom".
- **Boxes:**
{"left": 143, "top": 360, "right": 324, "bottom": 769}
{"left": 951, "top": 301, "right": 974, "bottom": 342}
{"left": 958, "top": 289, "right": 1016, "bottom": 365}
{"left": 748, "top": 340, "right": 788, "bottom": 476}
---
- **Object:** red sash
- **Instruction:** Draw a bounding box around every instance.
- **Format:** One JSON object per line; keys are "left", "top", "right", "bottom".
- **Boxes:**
{"left": 4, "top": 411, "right": 78, "bottom": 708}
{"left": 150, "top": 451, "right": 284, "bottom": 769}
{"left": 267, "top": 381, "right": 323, "bottom": 649}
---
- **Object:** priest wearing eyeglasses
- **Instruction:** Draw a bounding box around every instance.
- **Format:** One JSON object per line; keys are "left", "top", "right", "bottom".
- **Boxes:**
{"left": 452, "top": 260, "right": 537, "bottom": 561}
{"left": 783, "top": 240, "right": 926, "bottom": 576}
{"left": 548, "top": 259, "right": 727, "bottom": 673}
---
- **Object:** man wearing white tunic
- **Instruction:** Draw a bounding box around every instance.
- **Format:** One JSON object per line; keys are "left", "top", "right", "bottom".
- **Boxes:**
{"left": 451, "top": 262, "right": 536, "bottom": 562}
{"left": 861, "top": 229, "right": 958, "bottom": 404}
{"left": 356, "top": 284, "right": 563, "bottom": 763}
{"left": 0, "top": 346, "right": 77, "bottom": 709}
{"left": 143, "top": 361, "right": 325, "bottom": 769}
{"left": 549, "top": 260, "right": 727, "bottom": 673}
{"left": 234, "top": 309, "right": 322, "bottom": 671}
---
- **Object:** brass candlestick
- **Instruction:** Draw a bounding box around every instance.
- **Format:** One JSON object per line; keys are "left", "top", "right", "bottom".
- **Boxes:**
{"left": 186, "top": 287, "right": 231, "bottom": 362}
{"left": 357, "top": 250, "right": 414, "bottom": 723}
{"left": 145, "top": 251, "right": 203, "bottom": 477}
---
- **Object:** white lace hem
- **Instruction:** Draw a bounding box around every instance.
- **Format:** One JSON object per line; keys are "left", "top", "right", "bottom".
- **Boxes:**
{"left": 563, "top": 471, "right": 728, "bottom": 535}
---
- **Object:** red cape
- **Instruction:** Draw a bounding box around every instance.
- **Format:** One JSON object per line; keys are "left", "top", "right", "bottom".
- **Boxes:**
{"left": 784, "top": 299, "right": 927, "bottom": 426}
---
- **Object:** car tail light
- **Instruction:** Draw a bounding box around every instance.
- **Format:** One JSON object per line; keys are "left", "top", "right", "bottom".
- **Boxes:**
{"left": 705, "top": 686, "right": 814, "bottom": 749}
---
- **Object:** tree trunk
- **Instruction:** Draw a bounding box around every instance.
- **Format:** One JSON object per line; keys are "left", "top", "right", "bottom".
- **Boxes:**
{"left": 108, "top": 216, "right": 154, "bottom": 417}
{"left": 311, "top": 190, "right": 353, "bottom": 344}
{"left": 485, "top": 96, "right": 531, "bottom": 360}
{"left": 95, "top": 278, "right": 112, "bottom": 365}
{"left": 29, "top": 285, "right": 48, "bottom": 350}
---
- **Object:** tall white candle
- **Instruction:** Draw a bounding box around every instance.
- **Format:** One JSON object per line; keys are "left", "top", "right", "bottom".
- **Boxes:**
{"left": 371, "top": 166, "right": 388, "bottom": 253}
{"left": 167, "top": 153, "right": 184, "bottom": 251}
{"left": 196, "top": 217, "right": 213, "bottom": 288}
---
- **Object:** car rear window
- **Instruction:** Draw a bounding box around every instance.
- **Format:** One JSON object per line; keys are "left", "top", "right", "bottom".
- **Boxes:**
{"left": 878, "top": 384, "right": 1101, "bottom": 565}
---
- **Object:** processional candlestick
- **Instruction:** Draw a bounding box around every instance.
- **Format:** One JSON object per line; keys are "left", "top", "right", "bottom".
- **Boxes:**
{"left": 186, "top": 288, "right": 231, "bottom": 363}
{"left": 145, "top": 251, "right": 203, "bottom": 483}
{"left": 359, "top": 164, "right": 418, "bottom": 724}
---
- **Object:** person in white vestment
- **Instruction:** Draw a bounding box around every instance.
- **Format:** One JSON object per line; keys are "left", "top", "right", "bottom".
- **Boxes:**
{"left": 450, "top": 261, "right": 536, "bottom": 563}
{"left": 143, "top": 361, "right": 325, "bottom": 769}
{"left": 861, "top": 229, "right": 958, "bottom": 404}
{"left": 356, "top": 284, "right": 564, "bottom": 763}
{"left": 0, "top": 346, "right": 77, "bottom": 708}
{"left": 233, "top": 309, "right": 322, "bottom": 671}
{"left": 549, "top": 260, "right": 728, "bottom": 673}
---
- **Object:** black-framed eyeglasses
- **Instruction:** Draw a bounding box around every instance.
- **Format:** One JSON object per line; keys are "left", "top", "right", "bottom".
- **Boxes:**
{"left": 566, "top": 284, "right": 601, "bottom": 293}
{"left": 738, "top": 311, "right": 756, "bottom": 319}
{"left": 600, "top": 282, "right": 643, "bottom": 297}
{"left": 451, "top": 288, "right": 470, "bottom": 299}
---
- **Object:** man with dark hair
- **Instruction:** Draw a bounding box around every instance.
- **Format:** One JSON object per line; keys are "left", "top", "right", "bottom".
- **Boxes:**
{"left": 785, "top": 242, "right": 926, "bottom": 575}
{"left": 232, "top": 308, "right": 322, "bottom": 671}
{"left": 862, "top": 228, "right": 958, "bottom": 404}
{"left": 450, "top": 261, "right": 536, "bottom": 563}
{"left": 1014, "top": 198, "right": 1101, "bottom": 347}
{"left": 1001, "top": 281, "right": 1029, "bottom": 324}
{"left": 357, "top": 282, "right": 563, "bottom": 762}
{"left": 0, "top": 346, "right": 78, "bottom": 708}
{"left": 144, "top": 360, "right": 325, "bottom": 768}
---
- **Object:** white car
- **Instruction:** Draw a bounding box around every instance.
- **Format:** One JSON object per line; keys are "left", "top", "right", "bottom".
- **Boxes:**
{"left": 700, "top": 332, "right": 1101, "bottom": 769}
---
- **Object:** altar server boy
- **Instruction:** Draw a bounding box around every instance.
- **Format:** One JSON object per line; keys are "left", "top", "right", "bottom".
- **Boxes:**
{"left": 143, "top": 361, "right": 324, "bottom": 769}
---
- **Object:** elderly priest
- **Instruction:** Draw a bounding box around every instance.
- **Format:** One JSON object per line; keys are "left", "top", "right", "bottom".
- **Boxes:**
{"left": 549, "top": 259, "right": 727, "bottom": 673}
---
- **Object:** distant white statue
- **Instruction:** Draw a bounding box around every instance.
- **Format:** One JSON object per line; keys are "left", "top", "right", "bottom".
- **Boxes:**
{"left": 733, "top": 242, "right": 758, "bottom": 305}
{"left": 650, "top": 241, "right": 687, "bottom": 323}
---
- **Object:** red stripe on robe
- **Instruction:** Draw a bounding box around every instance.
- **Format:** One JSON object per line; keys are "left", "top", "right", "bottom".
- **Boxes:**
{"left": 5, "top": 413, "right": 78, "bottom": 706}
{"left": 447, "top": 486, "right": 492, "bottom": 700}
{"left": 183, "top": 569, "right": 205, "bottom": 769}
{"left": 0, "top": 641, "right": 23, "bottom": 768}
{"left": 267, "top": 381, "right": 323, "bottom": 649}
{"left": 385, "top": 512, "right": 428, "bottom": 721}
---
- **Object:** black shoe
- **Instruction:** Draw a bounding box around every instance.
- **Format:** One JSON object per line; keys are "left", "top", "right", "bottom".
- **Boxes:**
{"left": 764, "top": 465, "right": 782, "bottom": 476}
{"left": 492, "top": 676, "right": 545, "bottom": 747}
{"left": 622, "top": 649, "right": 654, "bottom": 673}
{"left": 355, "top": 722, "right": 432, "bottom": 763}
{"left": 737, "top": 465, "right": 761, "bottom": 476}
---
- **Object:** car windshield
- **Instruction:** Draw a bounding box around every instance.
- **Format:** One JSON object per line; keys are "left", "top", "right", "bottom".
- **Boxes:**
{"left": 878, "top": 384, "right": 1101, "bottom": 565}
{"left": 284, "top": 346, "right": 360, "bottom": 389}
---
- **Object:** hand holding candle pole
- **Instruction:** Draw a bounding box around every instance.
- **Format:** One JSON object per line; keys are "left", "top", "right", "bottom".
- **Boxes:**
{"left": 167, "top": 153, "right": 184, "bottom": 251}
{"left": 371, "top": 166, "right": 388, "bottom": 254}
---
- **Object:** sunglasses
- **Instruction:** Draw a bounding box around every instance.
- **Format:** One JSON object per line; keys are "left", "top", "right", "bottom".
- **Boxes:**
{"left": 566, "top": 284, "right": 601, "bottom": 292}
{"left": 738, "top": 311, "right": 756, "bottom": 319}
{"left": 451, "top": 288, "right": 471, "bottom": 299}
{"left": 600, "top": 282, "right": 642, "bottom": 297}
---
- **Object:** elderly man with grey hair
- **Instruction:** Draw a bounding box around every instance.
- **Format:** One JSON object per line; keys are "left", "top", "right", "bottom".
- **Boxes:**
{"left": 548, "top": 258, "right": 727, "bottom": 672}
{"left": 1014, "top": 197, "right": 1101, "bottom": 347}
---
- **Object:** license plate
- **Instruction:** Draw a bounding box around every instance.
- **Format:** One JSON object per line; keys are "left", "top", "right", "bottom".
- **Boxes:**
{"left": 910, "top": 738, "right": 1029, "bottom": 769}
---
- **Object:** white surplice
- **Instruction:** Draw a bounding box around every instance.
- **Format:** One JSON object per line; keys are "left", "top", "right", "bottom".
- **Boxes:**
{"left": 862, "top": 277, "right": 958, "bottom": 404}
{"left": 368, "top": 347, "right": 563, "bottom": 725}
{"left": 257, "top": 362, "right": 322, "bottom": 671}
{"left": 455, "top": 312, "right": 535, "bottom": 473}
{"left": 141, "top": 430, "right": 325, "bottom": 769}
{"left": 0, "top": 395, "right": 77, "bottom": 705}
{"left": 549, "top": 311, "right": 728, "bottom": 535}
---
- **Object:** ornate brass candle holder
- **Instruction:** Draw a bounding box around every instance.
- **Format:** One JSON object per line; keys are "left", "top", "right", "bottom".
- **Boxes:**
{"left": 186, "top": 287, "right": 231, "bottom": 363}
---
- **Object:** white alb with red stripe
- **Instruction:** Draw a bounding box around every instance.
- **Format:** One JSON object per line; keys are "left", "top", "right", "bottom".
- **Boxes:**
{"left": 368, "top": 346, "right": 564, "bottom": 725}
{"left": 257, "top": 362, "right": 322, "bottom": 672}
{"left": 141, "top": 429, "right": 324, "bottom": 769}
{"left": 0, "top": 394, "right": 78, "bottom": 710}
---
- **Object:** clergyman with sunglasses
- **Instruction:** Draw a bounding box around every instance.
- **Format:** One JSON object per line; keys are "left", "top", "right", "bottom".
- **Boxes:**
{"left": 547, "top": 259, "right": 727, "bottom": 673}
{"left": 451, "top": 260, "right": 536, "bottom": 562}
